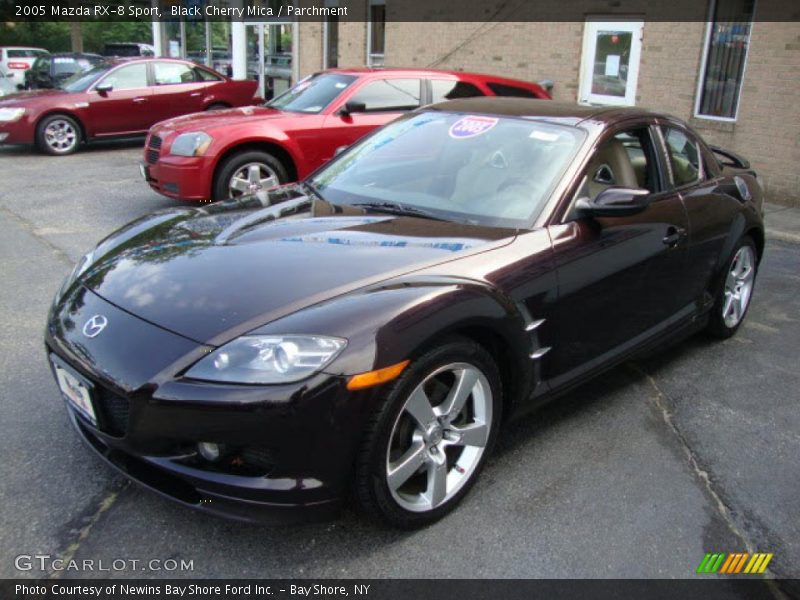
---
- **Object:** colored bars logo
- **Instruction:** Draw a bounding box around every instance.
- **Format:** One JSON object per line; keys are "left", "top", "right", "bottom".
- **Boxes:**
{"left": 697, "top": 552, "right": 773, "bottom": 574}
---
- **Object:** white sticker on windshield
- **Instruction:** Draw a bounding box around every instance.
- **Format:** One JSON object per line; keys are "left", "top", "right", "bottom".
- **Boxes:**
{"left": 530, "top": 130, "right": 559, "bottom": 142}
{"left": 334, "top": 82, "right": 347, "bottom": 88}
{"left": 449, "top": 116, "right": 498, "bottom": 139}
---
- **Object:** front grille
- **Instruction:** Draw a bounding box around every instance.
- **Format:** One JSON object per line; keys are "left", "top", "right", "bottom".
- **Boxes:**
{"left": 94, "top": 387, "right": 130, "bottom": 437}
{"left": 146, "top": 135, "right": 162, "bottom": 164}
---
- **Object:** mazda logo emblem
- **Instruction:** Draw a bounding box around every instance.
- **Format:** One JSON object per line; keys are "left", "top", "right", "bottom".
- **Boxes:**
{"left": 82, "top": 315, "right": 108, "bottom": 338}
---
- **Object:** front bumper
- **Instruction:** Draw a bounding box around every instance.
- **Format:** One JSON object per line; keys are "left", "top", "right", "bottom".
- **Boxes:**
{"left": 0, "top": 116, "right": 34, "bottom": 145}
{"left": 46, "top": 286, "right": 380, "bottom": 523}
{"left": 143, "top": 132, "right": 215, "bottom": 201}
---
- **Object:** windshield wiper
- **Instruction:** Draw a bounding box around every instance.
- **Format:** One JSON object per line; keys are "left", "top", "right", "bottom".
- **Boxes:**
{"left": 351, "top": 201, "right": 444, "bottom": 221}
{"left": 299, "top": 181, "right": 326, "bottom": 202}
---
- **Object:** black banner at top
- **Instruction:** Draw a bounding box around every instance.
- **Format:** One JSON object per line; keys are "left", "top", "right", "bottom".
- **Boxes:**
{"left": 1, "top": 0, "right": 800, "bottom": 22}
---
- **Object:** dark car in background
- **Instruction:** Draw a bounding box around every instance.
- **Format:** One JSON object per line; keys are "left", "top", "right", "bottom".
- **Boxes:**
{"left": 0, "top": 57, "right": 258, "bottom": 155}
{"left": 48, "top": 99, "right": 763, "bottom": 528}
{"left": 102, "top": 43, "right": 155, "bottom": 58}
{"left": 24, "top": 53, "right": 104, "bottom": 90}
{"left": 143, "top": 68, "right": 551, "bottom": 201}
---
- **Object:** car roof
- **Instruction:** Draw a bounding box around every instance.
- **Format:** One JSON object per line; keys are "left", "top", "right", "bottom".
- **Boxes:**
{"left": 324, "top": 67, "right": 541, "bottom": 83}
{"left": 423, "top": 97, "right": 660, "bottom": 126}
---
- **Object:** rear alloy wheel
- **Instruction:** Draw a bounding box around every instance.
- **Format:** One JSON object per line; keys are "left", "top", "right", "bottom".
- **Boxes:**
{"left": 356, "top": 339, "right": 501, "bottom": 528}
{"left": 36, "top": 114, "right": 81, "bottom": 155}
{"left": 707, "top": 235, "right": 758, "bottom": 338}
{"left": 213, "top": 150, "right": 288, "bottom": 201}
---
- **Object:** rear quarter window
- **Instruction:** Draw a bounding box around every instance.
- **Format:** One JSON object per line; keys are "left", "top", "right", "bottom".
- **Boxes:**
{"left": 486, "top": 82, "right": 540, "bottom": 98}
{"left": 430, "top": 80, "right": 484, "bottom": 103}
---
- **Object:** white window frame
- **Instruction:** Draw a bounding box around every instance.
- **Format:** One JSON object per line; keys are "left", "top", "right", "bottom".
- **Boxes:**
{"left": 578, "top": 18, "right": 643, "bottom": 107}
{"left": 322, "top": 0, "right": 339, "bottom": 69}
{"left": 693, "top": 0, "right": 756, "bottom": 123}
{"left": 366, "top": 0, "right": 386, "bottom": 67}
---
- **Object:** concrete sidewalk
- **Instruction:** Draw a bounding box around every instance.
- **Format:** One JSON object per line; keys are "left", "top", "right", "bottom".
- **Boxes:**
{"left": 765, "top": 202, "right": 800, "bottom": 244}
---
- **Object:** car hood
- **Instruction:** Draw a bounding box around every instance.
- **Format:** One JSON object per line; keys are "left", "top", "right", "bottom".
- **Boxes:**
{"left": 153, "top": 105, "right": 298, "bottom": 133}
{"left": 0, "top": 88, "right": 76, "bottom": 107}
{"left": 81, "top": 191, "right": 516, "bottom": 345}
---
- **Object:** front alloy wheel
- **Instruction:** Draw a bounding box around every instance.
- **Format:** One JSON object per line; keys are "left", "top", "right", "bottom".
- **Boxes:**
{"left": 228, "top": 162, "right": 280, "bottom": 198}
{"left": 387, "top": 363, "right": 492, "bottom": 512}
{"left": 36, "top": 115, "right": 81, "bottom": 155}
{"left": 356, "top": 339, "right": 501, "bottom": 528}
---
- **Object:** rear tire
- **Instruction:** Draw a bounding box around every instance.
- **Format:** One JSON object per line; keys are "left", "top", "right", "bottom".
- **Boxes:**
{"left": 706, "top": 235, "right": 758, "bottom": 339}
{"left": 354, "top": 338, "right": 502, "bottom": 529}
{"left": 36, "top": 114, "right": 81, "bottom": 155}
{"left": 212, "top": 150, "right": 288, "bottom": 201}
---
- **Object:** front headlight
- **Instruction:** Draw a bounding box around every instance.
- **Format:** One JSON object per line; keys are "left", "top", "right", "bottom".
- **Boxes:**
{"left": 185, "top": 335, "right": 347, "bottom": 384}
{"left": 170, "top": 131, "right": 212, "bottom": 157}
{"left": 0, "top": 108, "right": 25, "bottom": 122}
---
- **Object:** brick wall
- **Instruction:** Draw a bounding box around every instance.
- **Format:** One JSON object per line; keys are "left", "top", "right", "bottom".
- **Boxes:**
{"left": 297, "top": 17, "right": 800, "bottom": 206}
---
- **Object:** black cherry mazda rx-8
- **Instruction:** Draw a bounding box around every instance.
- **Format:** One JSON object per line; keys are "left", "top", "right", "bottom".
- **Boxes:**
{"left": 46, "top": 98, "right": 764, "bottom": 528}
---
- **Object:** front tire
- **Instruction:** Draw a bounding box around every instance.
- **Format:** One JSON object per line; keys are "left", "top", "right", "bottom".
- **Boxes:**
{"left": 36, "top": 114, "right": 81, "bottom": 155}
{"left": 212, "top": 150, "right": 288, "bottom": 201}
{"left": 706, "top": 235, "right": 758, "bottom": 338}
{"left": 355, "top": 338, "right": 502, "bottom": 528}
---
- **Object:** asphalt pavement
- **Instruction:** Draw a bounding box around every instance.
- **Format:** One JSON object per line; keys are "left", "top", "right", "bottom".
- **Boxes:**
{"left": 0, "top": 140, "right": 798, "bottom": 592}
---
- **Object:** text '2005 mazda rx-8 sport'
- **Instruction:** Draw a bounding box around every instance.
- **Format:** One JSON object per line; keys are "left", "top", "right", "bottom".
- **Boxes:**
{"left": 46, "top": 99, "right": 764, "bottom": 528}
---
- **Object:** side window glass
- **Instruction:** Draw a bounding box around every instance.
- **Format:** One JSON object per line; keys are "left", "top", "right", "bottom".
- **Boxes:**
{"left": 574, "top": 128, "right": 656, "bottom": 207}
{"left": 348, "top": 78, "right": 421, "bottom": 112}
{"left": 101, "top": 63, "right": 148, "bottom": 90}
{"left": 430, "top": 80, "right": 484, "bottom": 103}
{"left": 194, "top": 67, "right": 222, "bottom": 82}
{"left": 662, "top": 127, "right": 701, "bottom": 187}
{"left": 486, "top": 82, "right": 539, "bottom": 98}
{"left": 154, "top": 62, "right": 197, "bottom": 85}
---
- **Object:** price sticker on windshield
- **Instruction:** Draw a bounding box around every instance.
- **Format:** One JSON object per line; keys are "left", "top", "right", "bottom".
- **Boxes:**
{"left": 449, "top": 116, "right": 498, "bottom": 139}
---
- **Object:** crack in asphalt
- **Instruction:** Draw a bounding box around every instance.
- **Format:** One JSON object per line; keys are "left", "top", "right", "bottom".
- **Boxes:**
{"left": 48, "top": 481, "right": 129, "bottom": 579}
{"left": 627, "top": 362, "right": 788, "bottom": 600}
{"left": 0, "top": 204, "right": 75, "bottom": 268}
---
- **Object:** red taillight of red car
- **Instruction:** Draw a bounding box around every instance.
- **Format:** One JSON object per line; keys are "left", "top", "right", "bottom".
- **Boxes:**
{"left": 7, "top": 62, "right": 30, "bottom": 70}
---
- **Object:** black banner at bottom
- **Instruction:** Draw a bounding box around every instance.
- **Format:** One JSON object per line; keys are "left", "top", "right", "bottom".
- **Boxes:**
{"left": 3, "top": 579, "right": 798, "bottom": 600}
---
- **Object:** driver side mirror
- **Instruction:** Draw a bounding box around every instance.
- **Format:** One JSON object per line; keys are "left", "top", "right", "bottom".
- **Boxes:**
{"left": 575, "top": 187, "right": 651, "bottom": 218}
{"left": 337, "top": 100, "right": 366, "bottom": 117}
{"left": 95, "top": 82, "right": 113, "bottom": 94}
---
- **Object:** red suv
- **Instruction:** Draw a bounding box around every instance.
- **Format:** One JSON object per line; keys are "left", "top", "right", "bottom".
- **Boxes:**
{"left": 142, "top": 68, "right": 550, "bottom": 202}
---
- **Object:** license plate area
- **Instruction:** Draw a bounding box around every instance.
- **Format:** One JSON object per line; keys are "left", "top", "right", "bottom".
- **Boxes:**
{"left": 51, "top": 355, "right": 97, "bottom": 426}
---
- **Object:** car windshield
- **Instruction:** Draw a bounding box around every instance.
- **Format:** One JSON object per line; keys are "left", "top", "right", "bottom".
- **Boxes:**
{"left": 309, "top": 112, "right": 585, "bottom": 228}
{"left": 59, "top": 62, "right": 112, "bottom": 92}
{"left": 267, "top": 73, "right": 357, "bottom": 113}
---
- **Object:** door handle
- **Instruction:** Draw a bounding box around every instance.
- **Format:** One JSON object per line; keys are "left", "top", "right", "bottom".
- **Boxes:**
{"left": 662, "top": 226, "right": 686, "bottom": 248}
{"left": 133, "top": 97, "right": 147, "bottom": 103}
{"left": 190, "top": 92, "right": 201, "bottom": 97}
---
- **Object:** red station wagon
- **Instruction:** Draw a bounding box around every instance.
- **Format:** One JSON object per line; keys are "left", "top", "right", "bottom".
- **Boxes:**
{"left": 0, "top": 58, "right": 257, "bottom": 155}
{"left": 142, "top": 68, "right": 550, "bottom": 202}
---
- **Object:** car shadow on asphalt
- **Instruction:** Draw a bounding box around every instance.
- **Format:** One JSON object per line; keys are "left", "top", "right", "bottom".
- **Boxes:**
{"left": 0, "top": 136, "right": 145, "bottom": 157}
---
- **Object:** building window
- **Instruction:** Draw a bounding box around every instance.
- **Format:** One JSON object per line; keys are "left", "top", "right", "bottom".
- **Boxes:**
{"left": 323, "top": 0, "right": 339, "bottom": 68}
{"left": 695, "top": 0, "right": 755, "bottom": 120}
{"left": 367, "top": 0, "right": 386, "bottom": 67}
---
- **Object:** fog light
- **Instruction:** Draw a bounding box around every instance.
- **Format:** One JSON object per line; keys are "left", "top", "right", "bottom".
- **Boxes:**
{"left": 197, "top": 442, "right": 222, "bottom": 461}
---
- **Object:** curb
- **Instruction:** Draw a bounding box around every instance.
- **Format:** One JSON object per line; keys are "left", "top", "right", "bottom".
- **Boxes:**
{"left": 765, "top": 230, "right": 800, "bottom": 245}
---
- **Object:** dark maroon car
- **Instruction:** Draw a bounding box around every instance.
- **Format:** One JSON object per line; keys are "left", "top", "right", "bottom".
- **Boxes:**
{"left": 46, "top": 99, "right": 763, "bottom": 528}
{"left": 0, "top": 57, "right": 257, "bottom": 155}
